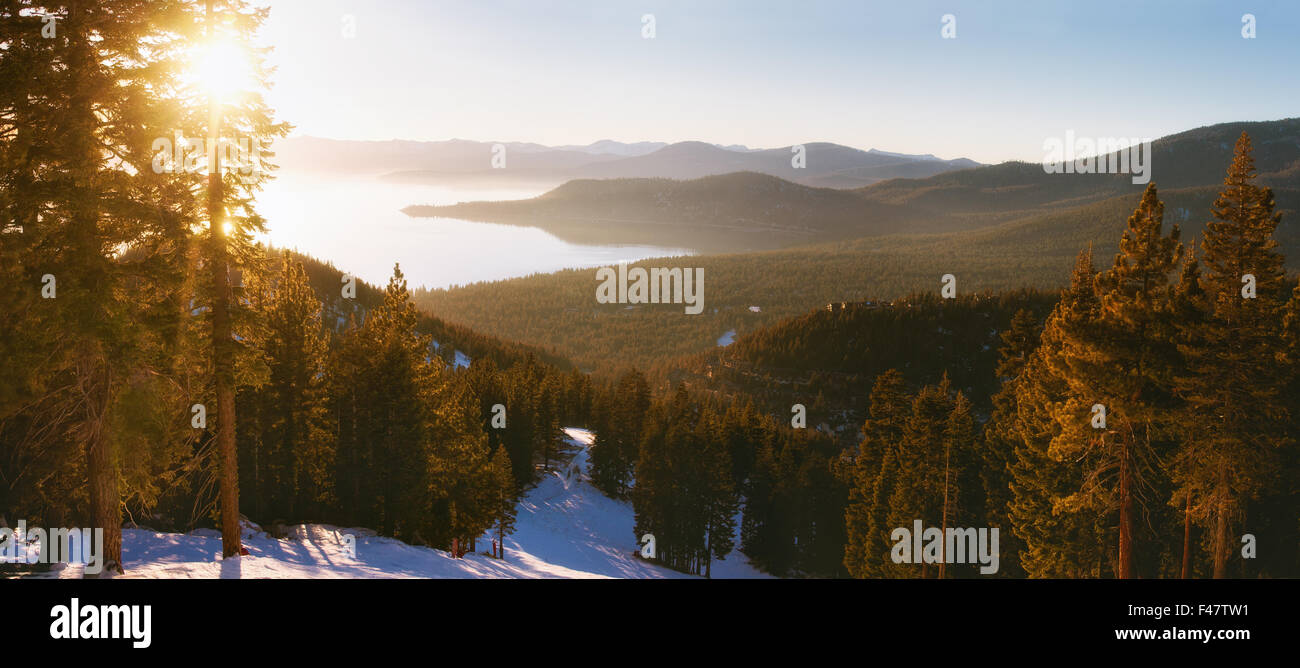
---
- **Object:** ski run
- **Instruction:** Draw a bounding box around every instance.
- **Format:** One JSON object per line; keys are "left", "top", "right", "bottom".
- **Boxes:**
{"left": 31, "top": 429, "right": 769, "bottom": 579}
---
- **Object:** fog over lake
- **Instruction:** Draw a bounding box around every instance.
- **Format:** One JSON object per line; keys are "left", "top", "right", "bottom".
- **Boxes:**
{"left": 256, "top": 174, "right": 693, "bottom": 290}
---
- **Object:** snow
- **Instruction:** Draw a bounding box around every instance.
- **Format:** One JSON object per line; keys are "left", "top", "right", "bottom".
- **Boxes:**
{"left": 34, "top": 429, "right": 768, "bottom": 579}
{"left": 717, "top": 329, "right": 736, "bottom": 346}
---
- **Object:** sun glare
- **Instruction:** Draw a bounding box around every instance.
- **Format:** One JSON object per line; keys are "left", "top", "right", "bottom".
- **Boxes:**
{"left": 193, "top": 39, "right": 253, "bottom": 100}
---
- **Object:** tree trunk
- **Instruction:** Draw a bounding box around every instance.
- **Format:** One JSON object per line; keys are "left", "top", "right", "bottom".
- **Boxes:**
{"left": 213, "top": 243, "right": 240, "bottom": 559}
{"left": 67, "top": 3, "right": 122, "bottom": 576}
{"left": 1180, "top": 494, "right": 1192, "bottom": 579}
{"left": 207, "top": 0, "right": 241, "bottom": 559}
{"left": 349, "top": 388, "right": 359, "bottom": 524}
{"left": 704, "top": 529, "right": 712, "bottom": 579}
{"left": 252, "top": 432, "right": 260, "bottom": 521}
{"left": 80, "top": 352, "right": 123, "bottom": 575}
{"left": 1213, "top": 460, "right": 1229, "bottom": 578}
{"left": 939, "top": 442, "right": 951, "bottom": 580}
{"left": 1117, "top": 435, "right": 1133, "bottom": 579}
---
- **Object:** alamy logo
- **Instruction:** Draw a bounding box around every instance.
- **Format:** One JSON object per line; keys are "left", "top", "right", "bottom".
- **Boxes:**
{"left": 50, "top": 598, "right": 152, "bottom": 649}
{"left": 890, "top": 520, "right": 1000, "bottom": 574}
{"left": 1042, "top": 130, "right": 1152, "bottom": 184}
{"left": 41, "top": 13, "right": 58, "bottom": 38}
{"left": 595, "top": 264, "right": 704, "bottom": 315}
{"left": 151, "top": 133, "right": 261, "bottom": 177}
{"left": 0, "top": 521, "right": 104, "bottom": 575}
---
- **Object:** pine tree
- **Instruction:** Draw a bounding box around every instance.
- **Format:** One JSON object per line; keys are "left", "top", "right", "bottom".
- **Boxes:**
{"left": 939, "top": 391, "right": 980, "bottom": 578}
{"left": 981, "top": 308, "right": 1041, "bottom": 577}
{"left": 1173, "top": 133, "right": 1288, "bottom": 578}
{"left": 630, "top": 384, "right": 741, "bottom": 576}
{"left": 240, "top": 253, "right": 333, "bottom": 521}
{"left": 697, "top": 408, "right": 738, "bottom": 578}
{"left": 1272, "top": 279, "right": 1300, "bottom": 576}
{"left": 740, "top": 417, "right": 782, "bottom": 571}
{"left": 881, "top": 377, "right": 954, "bottom": 578}
{"left": 1169, "top": 241, "right": 1205, "bottom": 577}
{"left": 633, "top": 398, "right": 677, "bottom": 567}
{"left": 488, "top": 446, "right": 517, "bottom": 559}
{"left": 329, "top": 264, "right": 444, "bottom": 540}
{"left": 534, "top": 374, "right": 560, "bottom": 471}
{"left": 465, "top": 357, "right": 506, "bottom": 456}
{"left": 0, "top": 0, "right": 198, "bottom": 572}
{"left": 427, "top": 376, "right": 493, "bottom": 549}
{"left": 1008, "top": 248, "right": 1112, "bottom": 577}
{"left": 184, "top": 0, "right": 291, "bottom": 557}
{"left": 94, "top": 0, "right": 287, "bottom": 557}
{"left": 844, "top": 369, "right": 909, "bottom": 577}
{"left": 996, "top": 309, "right": 1040, "bottom": 381}
{"left": 1043, "top": 185, "right": 1182, "bottom": 578}
{"left": 590, "top": 368, "right": 650, "bottom": 497}
{"left": 797, "top": 431, "right": 849, "bottom": 576}
{"left": 327, "top": 313, "right": 374, "bottom": 528}
{"left": 500, "top": 356, "right": 539, "bottom": 486}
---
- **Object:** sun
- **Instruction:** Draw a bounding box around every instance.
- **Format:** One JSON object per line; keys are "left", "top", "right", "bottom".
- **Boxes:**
{"left": 192, "top": 39, "right": 254, "bottom": 100}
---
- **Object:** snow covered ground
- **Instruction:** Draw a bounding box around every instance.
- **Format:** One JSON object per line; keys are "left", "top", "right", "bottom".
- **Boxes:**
{"left": 35, "top": 428, "right": 769, "bottom": 579}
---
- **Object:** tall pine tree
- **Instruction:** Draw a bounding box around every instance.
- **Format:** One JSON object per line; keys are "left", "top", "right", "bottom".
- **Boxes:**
{"left": 1173, "top": 133, "right": 1288, "bottom": 578}
{"left": 1045, "top": 184, "right": 1182, "bottom": 578}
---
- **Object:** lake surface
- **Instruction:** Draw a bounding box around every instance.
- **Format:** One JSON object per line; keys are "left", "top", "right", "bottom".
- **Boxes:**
{"left": 255, "top": 174, "right": 694, "bottom": 290}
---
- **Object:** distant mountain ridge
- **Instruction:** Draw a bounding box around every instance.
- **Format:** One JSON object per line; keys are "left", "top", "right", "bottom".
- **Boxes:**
{"left": 560, "top": 141, "right": 981, "bottom": 187}
{"left": 403, "top": 171, "right": 918, "bottom": 252}
{"left": 273, "top": 136, "right": 980, "bottom": 188}
{"left": 403, "top": 118, "right": 1300, "bottom": 253}
{"left": 550, "top": 140, "right": 668, "bottom": 156}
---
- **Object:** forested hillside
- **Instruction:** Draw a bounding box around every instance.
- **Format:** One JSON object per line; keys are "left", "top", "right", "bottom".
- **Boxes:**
{"left": 0, "top": 0, "right": 589, "bottom": 569}
{"left": 406, "top": 171, "right": 911, "bottom": 252}
{"left": 2, "top": 246, "right": 594, "bottom": 568}
{"left": 585, "top": 136, "right": 1299, "bottom": 578}
{"left": 414, "top": 178, "right": 1300, "bottom": 374}
{"left": 290, "top": 251, "right": 572, "bottom": 371}
{"left": 661, "top": 290, "right": 1061, "bottom": 437}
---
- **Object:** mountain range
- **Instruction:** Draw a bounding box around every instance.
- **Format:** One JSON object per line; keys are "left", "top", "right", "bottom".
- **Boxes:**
{"left": 272, "top": 136, "right": 980, "bottom": 188}
{"left": 404, "top": 118, "right": 1300, "bottom": 253}
{"left": 411, "top": 118, "right": 1300, "bottom": 372}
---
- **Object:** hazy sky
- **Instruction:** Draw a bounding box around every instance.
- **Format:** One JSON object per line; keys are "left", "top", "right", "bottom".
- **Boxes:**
{"left": 257, "top": 0, "right": 1300, "bottom": 164}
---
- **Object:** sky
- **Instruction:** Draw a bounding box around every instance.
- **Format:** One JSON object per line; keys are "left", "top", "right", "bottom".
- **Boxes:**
{"left": 255, "top": 0, "right": 1300, "bottom": 164}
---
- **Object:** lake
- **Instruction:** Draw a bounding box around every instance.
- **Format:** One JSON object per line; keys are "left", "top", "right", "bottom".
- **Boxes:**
{"left": 255, "top": 173, "right": 694, "bottom": 290}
